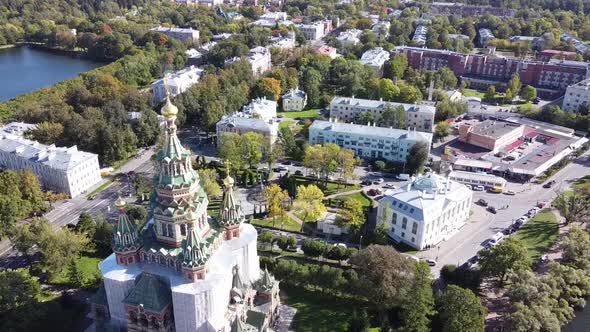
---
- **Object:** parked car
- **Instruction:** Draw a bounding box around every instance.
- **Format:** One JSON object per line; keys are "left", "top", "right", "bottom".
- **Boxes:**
{"left": 465, "top": 184, "right": 473, "bottom": 190}
{"left": 282, "top": 161, "right": 292, "bottom": 165}
{"left": 272, "top": 167, "right": 282, "bottom": 172}
{"left": 88, "top": 195, "right": 95, "bottom": 200}
{"left": 477, "top": 199, "right": 488, "bottom": 206}
{"left": 516, "top": 216, "right": 529, "bottom": 224}
{"left": 489, "top": 186, "right": 503, "bottom": 193}
{"left": 277, "top": 166, "right": 288, "bottom": 171}
{"left": 543, "top": 180, "right": 556, "bottom": 188}
{"left": 294, "top": 170, "right": 303, "bottom": 176}
{"left": 473, "top": 185, "right": 485, "bottom": 191}
{"left": 383, "top": 183, "right": 397, "bottom": 189}
{"left": 425, "top": 259, "right": 437, "bottom": 267}
{"left": 489, "top": 232, "right": 505, "bottom": 246}
{"left": 396, "top": 173, "right": 410, "bottom": 180}
{"left": 367, "top": 188, "right": 383, "bottom": 196}
{"left": 361, "top": 180, "right": 373, "bottom": 186}
{"left": 487, "top": 206, "right": 497, "bottom": 214}
{"left": 503, "top": 190, "right": 516, "bottom": 196}
{"left": 373, "top": 178, "right": 384, "bottom": 185}
{"left": 537, "top": 202, "right": 547, "bottom": 208}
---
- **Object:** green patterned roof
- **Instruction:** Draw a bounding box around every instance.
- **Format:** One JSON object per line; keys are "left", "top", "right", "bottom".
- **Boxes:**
{"left": 219, "top": 179, "right": 244, "bottom": 228}
{"left": 123, "top": 274, "right": 171, "bottom": 313}
{"left": 245, "top": 310, "right": 267, "bottom": 331}
{"left": 112, "top": 211, "right": 141, "bottom": 252}
{"left": 181, "top": 226, "right": 209, "bottom": 268}
{"left": 230, "top": 317, "right": 257, "bottom": 332}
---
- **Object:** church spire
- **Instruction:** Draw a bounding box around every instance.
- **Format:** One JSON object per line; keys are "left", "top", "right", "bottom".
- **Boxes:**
{"left": 219, "top": 160, "right": 245, "bottom": 240}
{"left": 112, "top": 196, "right": 141, "bottom": 266}
{"left": 181, "top": 209, "right": 209, "bottom": 281}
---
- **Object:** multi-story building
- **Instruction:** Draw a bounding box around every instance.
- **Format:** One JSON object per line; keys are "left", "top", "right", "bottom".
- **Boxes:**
{"left": 152, "top": 66, "right": 204, "bottom": 104}
{"left": 0, "top": 125, "right": 101, "bottom": 198}
{"left": 412, "top": 25, "right": 428, "bottom": 46}
{"left": 377, "top": 172, "right": 473, "bottom": 250}
{"left": 448, "top": 34, "right": 470, "bottom": 42}
{"left": 242, "top": 97, "right": 277, "bottom": 121}
{"left": 281, "top": 88, "right": 307, "bottom": 112}
{"left": 336, "top": 29, "right": 362, "bottom": 46}
{"left": 150, "top": 26, "right": 200, "bottom": 42}
{"left": 269, "top": 32, "right": 295, "bottom": 50}
{"left": 329, "top": 96, "right": 436, "bottom": 133}
{"left": 429, "top": 2, "right": 515, "bottom": 17}
{"left": 216, "top": 114, "right": 280, "bottom": 145}
{"left": 309, "top": 119, "right": 433, "bottom": 162}
{"left": 315, "top": 45, "right": 339, "bottom": 59}
{"left": 393, "top": 46, "right": 590, "bottom": 98}
{"left": 563, "top": 77, "right": 590, "bottom": 112}
{"left": 458, "top": 120, "right": 525, "bottom": 152}
{"left": 372, "top": 21, "right": 391, "bottom": 39}
{"left": 479, "top": 28, "right": 495, "bottom": 46}
{"left": 561, "top": 33, "right": 590, "bottom": 55}
{"left": 297, "top": 20, "right": 332, "bottom": 41}
{"left": 249, "top": 11, "right": 291, "bottom": 28}
{"left": 225, "top": 47, "right": 272, "bottom": 77}
{"left": 92, "top": 98, "right": 280, "bottom": 332}
{"left": 360, "top": 47, "right": 391, "bottom": 77}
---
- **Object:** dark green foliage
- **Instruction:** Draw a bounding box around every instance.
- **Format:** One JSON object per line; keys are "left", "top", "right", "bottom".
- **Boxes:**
{"left": 440, "top": 264, "right": 482, "bottom": 292}
{"left": 348, "top": 309, "right": 370, "bottom": 332}
{"left": 435, "top": 285, "right": 486, "bottom": 332}
{"left": 301, "top": 239, "right": 327, "bottom": 258}
{"left": 405, "top": 142, "right": 429, "bottom": 175}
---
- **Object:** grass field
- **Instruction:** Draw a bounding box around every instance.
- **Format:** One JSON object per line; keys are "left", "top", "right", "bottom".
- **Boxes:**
{"left": 513, "top": 209, "right": 559, "bottom": 260}
{"left": 573, "top": 175, "right": 590, "bottom": 190}
{"left": 330, "top": 191, "right": 373, "bottom": 208}
{"left": 280, "top": 109, "right": 320, "bottom": 119}
{"left": 291, "top": 176, "right": 359, "bottom": 196}
{"left": 251, "top": 216, "right": 302, "bottom": 232}
{"left": 463, "top": 89, "right": 485, "bottom": 99}
{"left": 282, "top": 287, "right": 364, "bottom": 332}
{"left": 50, "top": 256, "right": 102, "bottom": 287}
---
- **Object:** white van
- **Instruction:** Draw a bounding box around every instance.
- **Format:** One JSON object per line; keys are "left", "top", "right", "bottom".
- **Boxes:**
{"left": 489, "top": 232, "right": 505, "bottom": 247}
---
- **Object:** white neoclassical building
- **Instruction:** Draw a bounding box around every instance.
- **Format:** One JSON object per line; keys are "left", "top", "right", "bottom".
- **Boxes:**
{"left": 242, "top": 97, "right": 278, "bottom": 121}
{"left": 377, "top": 173, "right": 473, "bottom": 250}
{"left": 281, "top": 88, "right": 307, "bottom": 112}
{"left": 0, "top": 125, "right": 101, "bottom": 198}
{"left": 152, "top": 66, "right": 204, "bottom": 104}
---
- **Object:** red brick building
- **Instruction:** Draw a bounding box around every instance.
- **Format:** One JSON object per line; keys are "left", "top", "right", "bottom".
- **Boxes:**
{"left": 394, "top": 46, "right": 590, "bottom": 98}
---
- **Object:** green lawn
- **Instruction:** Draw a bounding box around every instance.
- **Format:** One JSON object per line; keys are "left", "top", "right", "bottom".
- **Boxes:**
{"left": 49, "top": 256, "right": 102, "bottom": 287}
{"left": 282, "top": 286, "right": 362, "bottom": 332}
{"left": 251, "top": 216, "right": 302, "bottom": 232}
{"left": 573, "top": 175, "right": 590, "bottom": 190}
{"left": 463, "top": 89, "right": 485, "bottom": 99}
{"left": 280, "top": 109, "right": 320, "bottom": 119}
{"left": 330, "top": 191, "right": 373, "bottom": 208}
{"left": 292, "top": 176, "right": 359, "bottom": 196}
{"left": 279, "top": 120, "right": 295, "bottom": 130}
{"left": 513, "top": 209, "right": 559, "bottom": 260}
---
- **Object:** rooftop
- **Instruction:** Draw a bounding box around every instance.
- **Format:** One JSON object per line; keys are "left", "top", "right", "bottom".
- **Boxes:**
{"left": 151, "top": 26, "right": 198, "bottom": 34}
{"left": 331, "top": 96, "right": 436, "bottom": 114}
{"left": 310, "top": 120, "right": 433, "bottom": 142}
{"left": 568, "top": 77, "right": 590, "bottom": 90}
{"left": 217, "top": 114, "right": 277, "bottom": 133}
{"left": 282, "top": 88, "right": 306, "bottom": 99}
{"left": 465, "top": 119, "right": 523, "bottom": 139}
{"left": 479, "top": 28, "right": 494, "bottom": 38}
{"left": 360, "top": 47, "right": 390, "bottom": 67}
{"left": 0, "top": 135, "right": 98, "bottom": 171}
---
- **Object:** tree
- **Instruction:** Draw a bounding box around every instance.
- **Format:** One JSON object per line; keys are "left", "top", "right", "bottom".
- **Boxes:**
{"left": 484, "top": 85, "right": 496, "bottom": 102}
{"left": 350, "top": 245, "right": 414, "bottom": 314}
{"left": 76, "top": 212, "right": 95, "bottom": 236}
{"left": 25, "top": 122, "right": 64, "bottom": 145}
{"left": 242, "top": 132, "right": 264, "bottom": 168}
{"left": 397, "top": 262, "right": 436, "bottom": 332}
{"left": 561, "top": 226, "right": 590, "bottom": 271}
{"left": 0, "top": 269, "right": 41, "bottom": 314}
{"left": 252, "top": 77, "right": 281, "bottom": 101}
{"left": 348, "top": 309, "right": 370, "bottom": 332}
{"left": 338, "top": 199, "right": 366, "bottom": 233}
{"left": 378, "top": 79, "right": 400, "bottom": 101}
{"left": 265, "top": 184, "right": 289, "bottom": 227}
{"left": 294, "top": 185, "right": 326, "bottom": 230}
{"left": 301, "top": 239, "right": 326, "bottom": 258}
{"left": 218, "top": 133, "right": 246, "bottom": 171}
{"left": 504, "top": 89, "right": 514, "bottom": 103}
{"left": 356, "top": 112, "right": 374, "bottom": 125}
{"left": 198, "top": 169, "right": 222, "bottom": 199}
{"left": 553, "top": 191, "right": 590, "bottom": 225}
{"left": 93, "top": 214, "right": 113, "bottom": 257}
{"left": 479, "top": 238, "right": 531, "bottom": 285}
{"left": 19, "top": 170, "right": 45, "bottom": 214}
{"left": 126, "top": 205, "right": 147, "bottom": 225}
{"left": 520, "top": 85, "right": 537, "bottom": 103}
{"left": 0, "top": 195, "right": 25, "bottom": 239}
{"left": 405, "top": 142, "right": 429, "bottom": 175}
{"left": 265, "top": 141, "right": 284, "bottom": 169}
{"left": 508, "top": 73, "right": 521, "bottom": 97}
{"left": 384, "top": 54, "right": 408, "bottom": 80}
{"left": 436, "top": 285, "right": 486, "bottom": 332}
{"left": 66, "top": 259, "right": 84, "bottom": 288}
{"left": 300, "top": 67, "right": 322, "bottom": 107}
{"left": 434, "top": 121, "right": 450, "bottom": 141}
{"left": 10, "top": 223, "right": 36, "bottom": 267}
{"left": 259, "top": 232, "right": 276, "bottom": 251}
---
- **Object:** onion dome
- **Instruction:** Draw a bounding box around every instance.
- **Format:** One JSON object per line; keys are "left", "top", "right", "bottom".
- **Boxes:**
{"left": 115, "top": 196, "right": 126, "bottom": 209}
{"left": 161, "top": 96, "right": 179, "bottom": 119}
{"left": 223, "top": 173, "right": 235, "bottom": 188}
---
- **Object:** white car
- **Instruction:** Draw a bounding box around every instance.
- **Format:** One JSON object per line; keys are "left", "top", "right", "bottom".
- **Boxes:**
{"left": 374, "top": 178, "right": 384, "bottom": 184}
{"left": 473, "top": 185, "right": 485, "bottom": 191}
{"left": 383, "top": 183, "right": 397, "bottom": 189}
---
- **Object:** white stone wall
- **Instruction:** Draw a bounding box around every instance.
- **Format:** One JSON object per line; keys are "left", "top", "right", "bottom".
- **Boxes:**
{"left": 100, "top": 255, "right": 142, "bottom": 326}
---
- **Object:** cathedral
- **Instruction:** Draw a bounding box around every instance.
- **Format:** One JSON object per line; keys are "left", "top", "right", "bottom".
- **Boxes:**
{"left": 90, "top": 95, "right": 280, "bottom": 332}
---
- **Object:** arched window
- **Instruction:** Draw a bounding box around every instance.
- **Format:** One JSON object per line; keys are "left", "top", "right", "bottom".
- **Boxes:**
{"left": 167, "top": 224, "right": 173, "bottom": 237}
{"left": 402, "top": 217, "right": 407, "bottom": 229}
{"left": 392, "top": 213, "right": 397, "bottom": 225}
{"left": 180, "top": 224, "right": 186, "bottom": 236}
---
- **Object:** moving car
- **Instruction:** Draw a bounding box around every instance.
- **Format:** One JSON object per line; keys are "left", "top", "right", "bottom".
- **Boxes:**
{"left": 543, "top": 180, "right": 556, "bottom": 188}
{"left": 294, "top": 170, "right": 303, "bottom": 176}
{"left": 489, "top": 186, "right": 503, "bottom": 193}
{"left": 503, "top": 190, "right": 516, "bottom": 196}
{"left": 477, "top": 199, "right": 488, "bottom": 206}
{"left": 487, "top": 206, "right": 497, "bottom": 214}
{"left": 473, "top": 185, "right": 485, "bottom": 191}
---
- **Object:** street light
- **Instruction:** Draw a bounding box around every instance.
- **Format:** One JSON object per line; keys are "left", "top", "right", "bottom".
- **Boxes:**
{"left": 359, "top": 235, "right": 363, "bottom": 250}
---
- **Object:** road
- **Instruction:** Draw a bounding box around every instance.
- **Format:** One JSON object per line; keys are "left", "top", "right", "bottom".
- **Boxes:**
{"left": 415, "top": 150, "right": 590, "bottom": 276}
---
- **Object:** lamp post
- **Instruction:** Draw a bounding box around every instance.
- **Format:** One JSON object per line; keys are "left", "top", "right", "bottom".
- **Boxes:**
{"left": 359, "top": 235, "right": 363, "bottom": 250}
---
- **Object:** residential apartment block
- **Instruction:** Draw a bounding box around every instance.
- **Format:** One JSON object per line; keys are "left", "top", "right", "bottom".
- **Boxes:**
{"left": 150, "top": 27, "right": 200, "bottom": 42}
{"left": 309, "top": 119, "right": 433, "bottom": 163}
{"left": 372, "top": 21, "right": 391, "bottom": 39}
{"left": 297, "top": 20, "right": 332, "bottom": 41}
{"left": 0, "top": 124, "right": 101, "bottom": 197}
{"left": 563, "top": 77, "right": 590, "bottom": 112}
{"left": 152, "top": 66, "right": 204, "bottom": 104}
{"left": 478, "top": 28, "right": 494, "bottom": 46}
{"left": 412, "top": 25, "right": 428, "bottom": 45}
{"left": 360, "top": 47, "right": 390, "bottom": 77}
{"left": 377, "top": 173, "right": 473, "bottom": 250}
{"left": 216, "top": 114, "right": 279, "bottom": 146}
{"left": 329, "top": 96, "right": 436, "bottom": 133}
{"left": 393, "top": 46, "right": 590, "bottom": 98}
{"left": 336, "top": 29, "right": 362, "bottom": 46}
